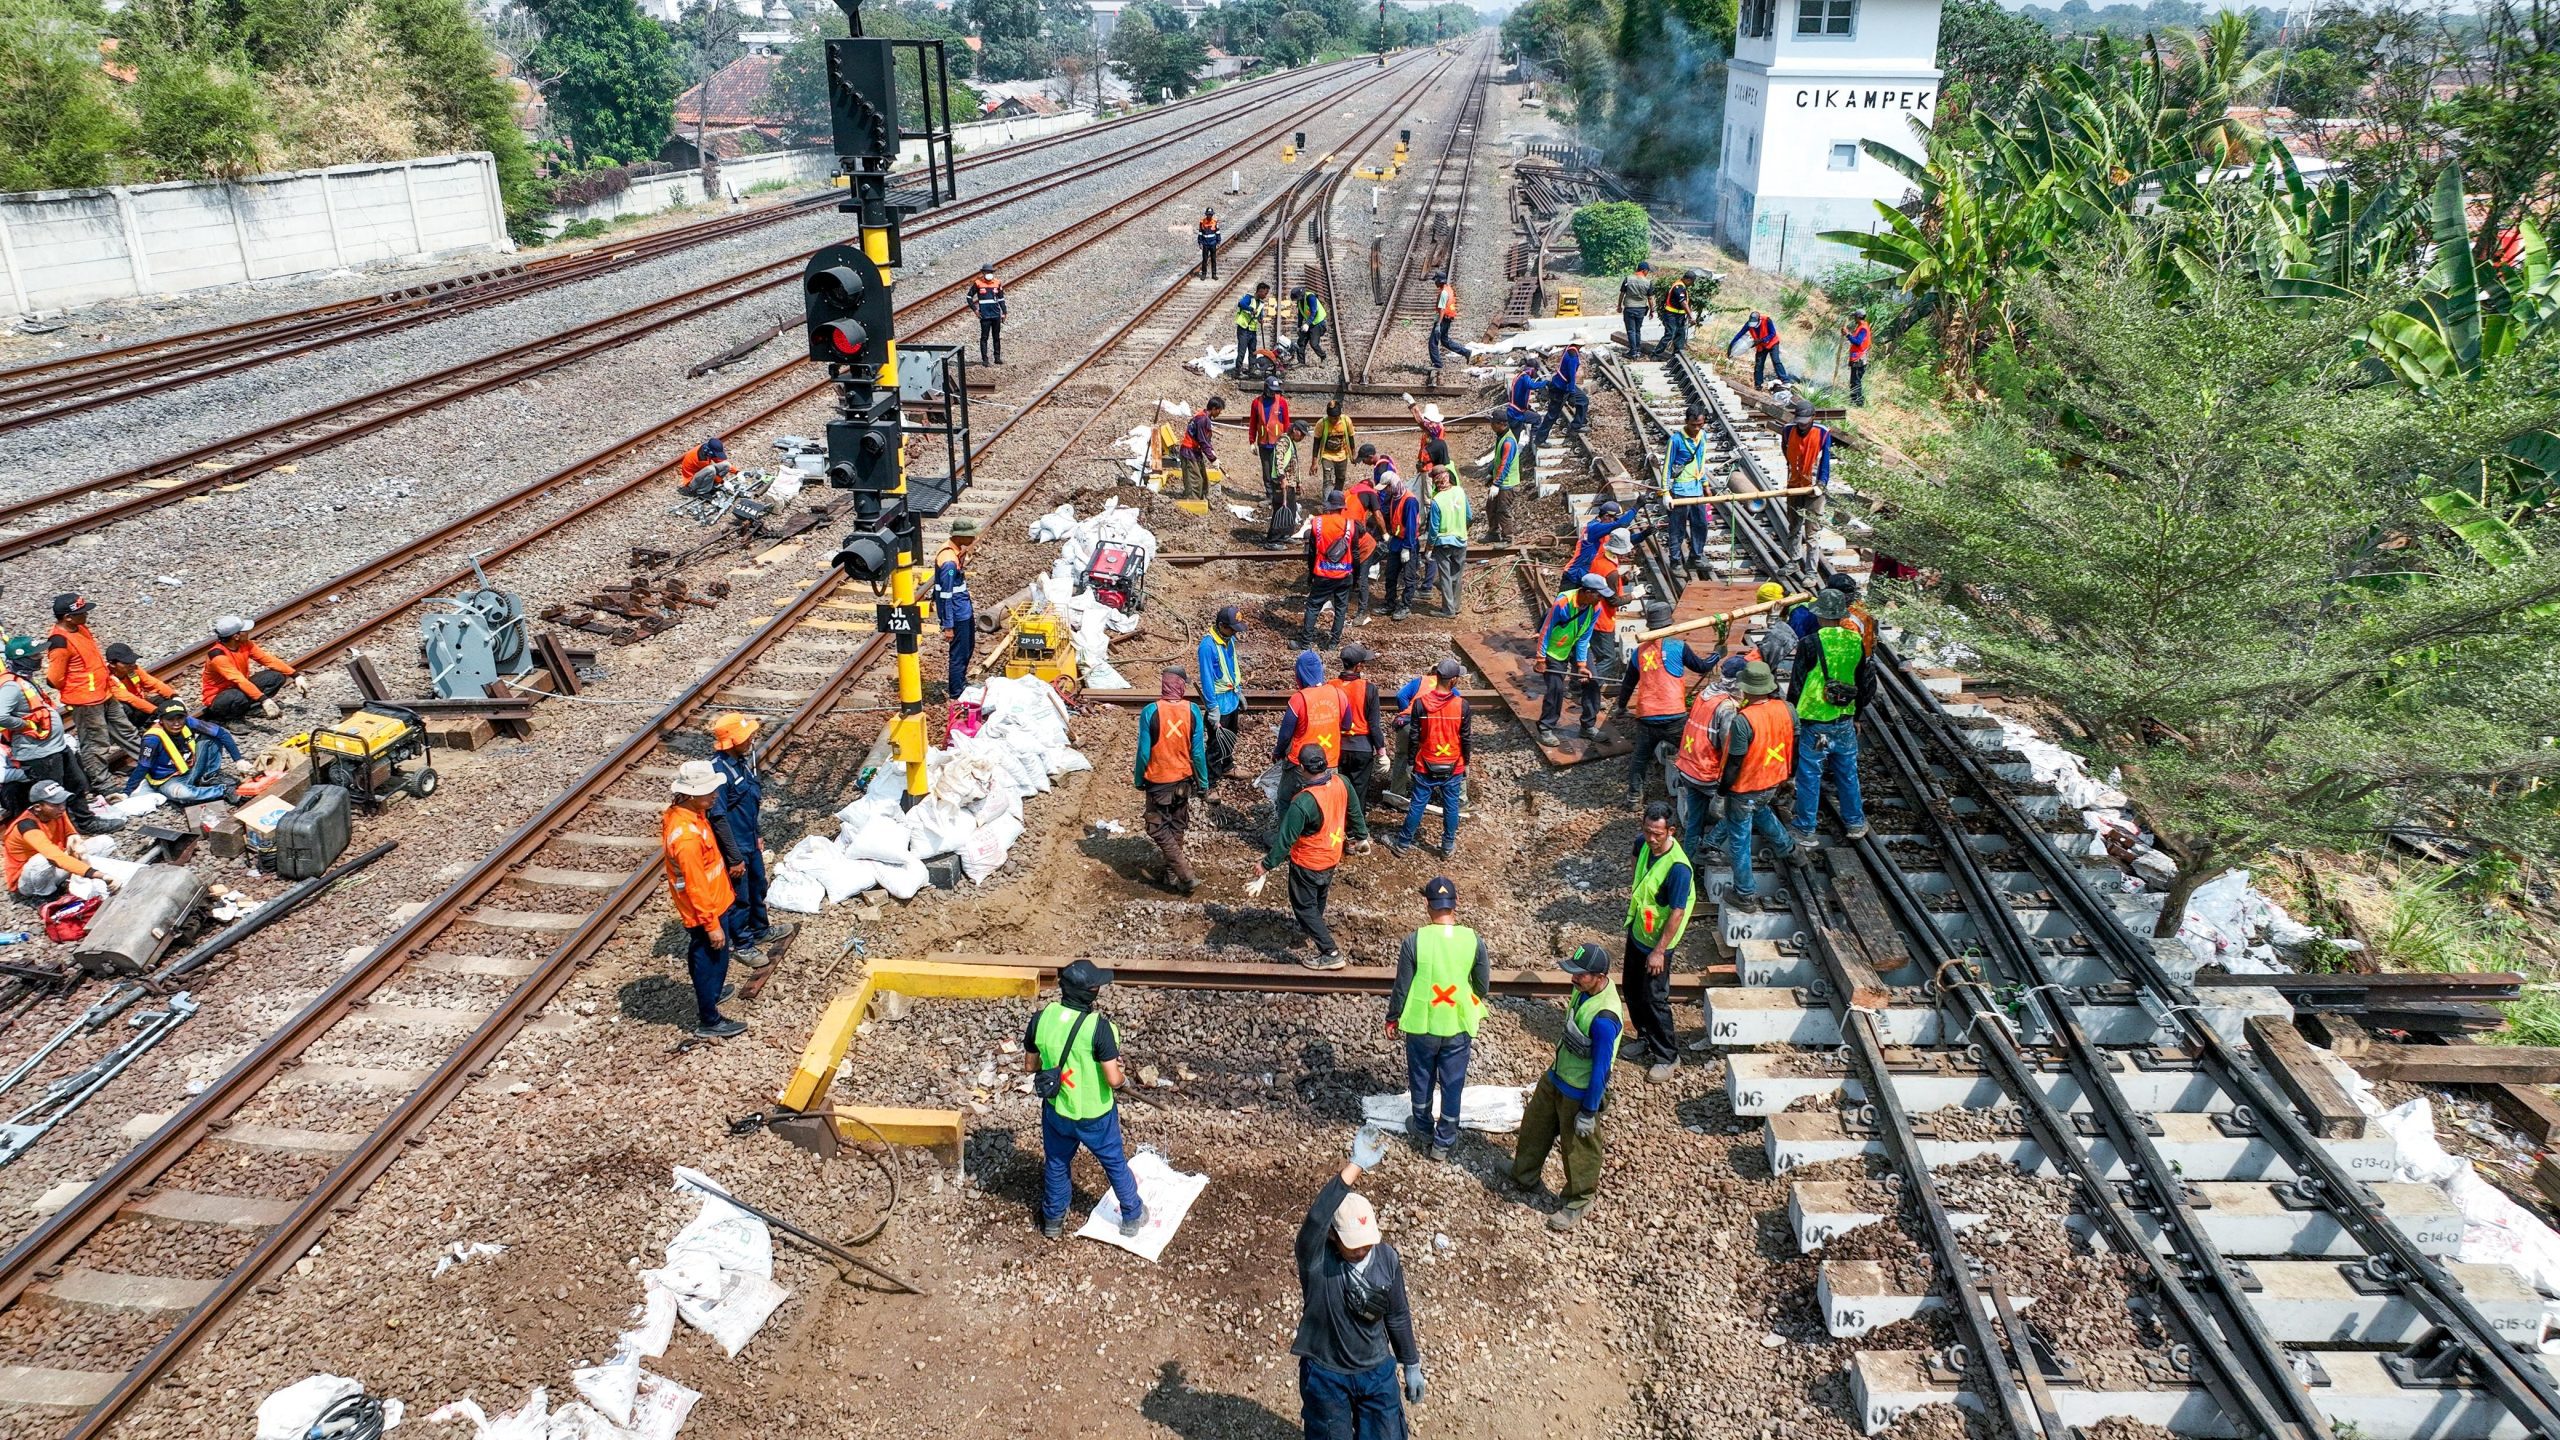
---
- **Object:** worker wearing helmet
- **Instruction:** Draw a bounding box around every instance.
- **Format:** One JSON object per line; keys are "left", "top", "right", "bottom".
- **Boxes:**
{"left": 201, "top": 615, "right": 299, "bottom": 724}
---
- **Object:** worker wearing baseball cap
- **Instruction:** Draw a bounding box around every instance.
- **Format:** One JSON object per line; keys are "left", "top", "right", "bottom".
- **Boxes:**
{"left": 1022, "top": 958, "right": 1145, "bottom": 1240}
{"left": 1388, "top": 876, "right": 1488, "bottom": 1161}
{"left": 1258, "top": 742, "right": 1371, "bottom": 970}
{"left": 1388, "top": 658, "right": 1470, "bottom": 857}
{"left": 662, "top": 759, "right": 744, "bottom": 1039}
{"left": 1534, "top": 572, "right": 1614, "bottom": 748}
{"left": 709, "top": 713, "right": 794, "bottom": 963}
{"left": 45, "top": 593, "right": 124, "bottom": 784}
{"left": 1195, "top": 605, "right": 1247, "bottom": 785}
{"left": 934, "top": 520, "right": 979, "bottom": 702}
{"left": 4, "top": 780, "right": 109, "bottom": 899}
{"left": 1333, "top": 645, "right": 1383, "bottom": 812}
{"left": 1295, "top": 1133, "right": 1424, "bottom": 1432}
{"left": 1510, "top": 941, "right": 1624, "bottom": 1230}
{"left": 102, "top": 642, "right": 178, "bottom": 739}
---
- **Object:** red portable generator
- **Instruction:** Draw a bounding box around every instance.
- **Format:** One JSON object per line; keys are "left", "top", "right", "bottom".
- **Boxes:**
{"left": 1085, "top": 542, "right": 1149, "bottom": 614}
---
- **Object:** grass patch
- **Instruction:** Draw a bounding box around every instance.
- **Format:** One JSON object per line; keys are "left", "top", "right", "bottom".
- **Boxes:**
{"left": 2366, "top": 867, "right": 2557, "bottom": 1046}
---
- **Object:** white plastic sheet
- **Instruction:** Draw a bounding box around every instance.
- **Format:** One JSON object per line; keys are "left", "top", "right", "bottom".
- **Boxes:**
{"left": 1359, "top": 1085, "right": 1528, "bottom": 1135}
{"left": 650, "top": 1168, "right": 787, "bottom": 1358}
{"left": 1074, "top": 1150, "right": 1209, "bottom": 1262}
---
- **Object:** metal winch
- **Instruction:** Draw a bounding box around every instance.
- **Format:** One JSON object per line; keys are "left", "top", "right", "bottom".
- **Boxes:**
{"left": 419, "top": 559, "right": 529, "bottom": 699}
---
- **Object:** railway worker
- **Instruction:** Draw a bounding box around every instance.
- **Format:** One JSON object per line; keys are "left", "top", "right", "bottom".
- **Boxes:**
{"left": 933, "top": 518, "right": 979, "bottom": 700}
{"left": 1779, "top": 398, "right": 1835, "bottom": 565}
{"left": 1614, "top": 603, "right": 1699, "bottom": 803}
{"left": 200, "top": 615, "right": 299, "bottom": 725}
{"left": 1561, "top": 498, "right": 1638, "bottom": 589}
{"left": 1727, "top": 310, "right": 1793, "bottom": 390}
{"left": 1024, "top": 958, "right": 1146, "bottom": 1240}
{"left": 1402, "top": 395, "right": 1449, "bottom": 479}
{"left": 1668, "top": 657, "right": 1747, "bottom": 851}
{"left": 1300, "top": 492, "right": 1359, "bottom": 649}
{"left": 1294, "top": 285, "right": 1331, "bottom": 363}
{"left": 662, "top": 759, "right": 745, "bottom": 1040}
{"left": 1617, "top": 261, "right": 1655, "bottom": 356}
{"left": 1789, "top": 587, "right": 1875, "bottom": 843}
{"left": 1425, "top": 269, "right": 1474, "bottom": 372}
{"left": 1196, "top": 605, "right": 1248, "bottom": 786}
{"left": 1841, "top": 307, "right": 1873, "bottom": 405}
{"left": 1376, "top": 465, "right": 1426, "bottom": 621}
{"left": 1388, "top": 875, "right": 1488, "bottom": 1162}
{"left": 1703, "top": 660, "right": 1800, "bottom": 900}
{"left": 1828, "top": 571, "right": 1879, "bottom": 655}
{"left": 1657, "top": 270, "right": 1696, "bottom": 359}
{"left": 1249, "top": 376, "right": 1294, "bottom": 516}
{"left": 968, "top": 263, "right": 1007, "bottom": 366}
{"left": 102, "top": 644, "right": 174, "bottom": 753}
{"left": 678, "top": 436, "right": 727, "bottom": 486}
{"left": 709, "top": 711, "right": 794, "bottom": 959}
{"left": 1197, "top": 207, "right": 1222, "bottom": 279}
{"left": 1337, "top": 444, "right": 1383, "bottom": 622}
{"left": 1482, "top": 421, "right": 1524, "bottom": 544}
{"left": 5, "top": 781, "right": 116, "bottom": 900}
{"left": 1256, "top": 741, "right": 1371, "bottom": 971}
{"left": 45, "top": 594, "right": 123, "bottom": 786}
{"left": 1236, "top": 287, "right": 1267, "bottom": 377}
{"left": 1388, "top": 659, "right": 1469, "bottom": 858}
{"left": 1426, "top": 465, "right": 1471, "bottom": 617}
{"left": 1133, "top": 670, "right": 1208, "bottom": 894}
{"left": 1509, "top": 941, "right": 1622, "bottom": 1231}
{"left": 1312, "top": 401, "right": 1357, "bottom": 496}
{"left": 1533, "top": 572, "right": 1612, "bottom": 748}
{"left": 1532, "top": 339, "right": 1590, "bottom": 446}
{"left": 1273, "top": 648, "right": 1345, "bottom": 813}
{"left": 1751, "top": 581, "right": 1799, "bottom": 691}
{"left": 1294, "top": 1139, "right": 1425, "bottom": 1433}
{"left": 1662, "top": 407, "right": 1717, "bottom": 581}
{"left": 125, "top": 701, "right": 242, "bottom": 805}
{"left": 2, "top": 639, "right": 114, "bottom": 833}
{"left": 1333, "top": 644, "right": 1383, "bottom": 812}
{"left": 1586, "top": 530, "right": 1634, "bottom": 685}
{"left": 1177, "top": 394, "right": 1224, "bottom": 499}
{"left": 1621, "top": 799, "right": 1692, "bottom": 1080}
{"left": 1505, "top": 353, "right": 1545, "bottom": 434}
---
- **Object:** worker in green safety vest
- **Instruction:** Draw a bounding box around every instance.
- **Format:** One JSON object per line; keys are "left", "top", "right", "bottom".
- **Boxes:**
{"left": 1386, "top": 876, "right": 1490, "bottom": 1162}
{"left": 1021, "top": 958, "right": 1146, "bottom": 1241}
{"left": 1622, "top": 800, "right": 1693, "bottom": 1082}
{"left": 1509, "top": 942, "right": 1624, "bottom": 1231}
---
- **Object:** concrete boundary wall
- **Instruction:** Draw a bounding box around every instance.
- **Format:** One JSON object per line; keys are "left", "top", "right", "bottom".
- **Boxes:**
{"left": 0, "top": 152, "right": 510, "bottom": 316}
{"left": 544, "top": 111, "right": 1098, "bottom": 234}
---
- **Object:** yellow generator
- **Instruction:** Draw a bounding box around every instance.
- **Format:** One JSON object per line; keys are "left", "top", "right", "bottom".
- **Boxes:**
{"left": 1004, "top": 608, "right": 1080, "bottom": 686}
{"left": 1556, "top": 286, "right": 1582, "bottom": 317}
{"left": 295, "top": 703, "right": 435, "bottom": 812}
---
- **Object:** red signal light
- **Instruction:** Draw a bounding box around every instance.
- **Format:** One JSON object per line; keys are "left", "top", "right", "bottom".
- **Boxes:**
{"left": 820, "top": 320, "right": 867, "bottom": 358}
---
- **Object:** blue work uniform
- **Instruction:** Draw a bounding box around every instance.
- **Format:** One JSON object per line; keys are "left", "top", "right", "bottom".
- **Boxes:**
{"left": 933, "top": 542, "right": 974, "bottom": 698}
{"left": 709, "top": 749, "right": 772, "bottom": 949}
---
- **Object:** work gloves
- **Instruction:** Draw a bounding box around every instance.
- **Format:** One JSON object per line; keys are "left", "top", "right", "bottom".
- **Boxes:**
{"left": 1352, "top": 1125, "right": 1389, "bottom": 1170}
{"left": 1573, "top": 1109, "right": 1598, "bottom": 1138}
{"left": 1403, "top": 1364, "right": 1426, "bottom": 1404}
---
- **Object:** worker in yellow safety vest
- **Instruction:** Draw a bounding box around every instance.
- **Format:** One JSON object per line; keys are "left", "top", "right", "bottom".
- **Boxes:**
{"left": 1387, "top": 875, "right": 1489, "bottom": 1161}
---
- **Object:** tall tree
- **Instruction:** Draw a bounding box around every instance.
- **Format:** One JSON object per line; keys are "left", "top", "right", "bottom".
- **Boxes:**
{"left": 528, "top": 0, "right": 682, "bottom": 167}
{"left": 1935, "top": 0, "right": 2063, "bottom": 126}
{"left": 0, "top": 0, "right": 134, "bottom": 190}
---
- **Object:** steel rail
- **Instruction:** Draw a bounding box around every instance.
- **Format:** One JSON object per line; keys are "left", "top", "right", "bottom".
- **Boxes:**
{"left": 0, "top": 52, "right": 1477, "bottom": 1438}
{"left": 1351, "top": 46, "right": 1491, "bottom": 385}
{"left": 0, "top": 57, "right": 1427, "bottom": 565}
{"left": 915, "top": 953, "right": 1710, "bottom": 998}
{"left": 128, "top": 53, "right": 1440, "bottom": 686}
{"left": 1633, "top": 350, "right": 2332, "bottom": 1437}
{"left": 0, "top": 56, "right": 1384, "bottom": 416}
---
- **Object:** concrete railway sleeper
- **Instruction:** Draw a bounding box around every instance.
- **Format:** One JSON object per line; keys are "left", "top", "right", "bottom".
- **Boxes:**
{"left": 1354, "top": 48, "right": 1491, "bottom": 385}
{"left": 0, "top": 54, "right": 1391, "bottom": 426}
{"left": 0, "top": 54, "right": 1431, "bottom": 562}
{"left": 1589, "top": 345, "right": 2560, "bottom": 1437}
{"left": 0, "top": 53, "right": 1468, "bottom": 1437}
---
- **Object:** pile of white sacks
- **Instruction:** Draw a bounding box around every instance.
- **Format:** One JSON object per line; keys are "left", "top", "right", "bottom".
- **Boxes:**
{"left": 761, "top": 501, "right": 1162, "bottom": 912}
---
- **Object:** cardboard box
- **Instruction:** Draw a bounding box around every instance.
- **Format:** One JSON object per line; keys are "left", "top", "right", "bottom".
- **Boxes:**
{"left": 236, "top": 794, "right": 295, "bottom": 853}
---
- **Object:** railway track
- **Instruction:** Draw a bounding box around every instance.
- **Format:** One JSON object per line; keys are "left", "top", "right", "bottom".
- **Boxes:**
{"left": 1600, "top": 350, "right": 2560, "bottom": 1438}
{"left": 0, "top": 45, "right": 1475, "bottom": 1437}
{"left": 0, "top": 57, "right": 1420, "bottom": 565}
{"left": 1354, "top": 49, "right": 1490, "bottom": 384}
{"left": 0, "top": 55, "right": 1385, "bottom": 433}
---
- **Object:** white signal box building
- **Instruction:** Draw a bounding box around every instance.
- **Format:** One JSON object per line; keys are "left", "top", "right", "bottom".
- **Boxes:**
{"left": 1716, "top": 0, "right": 1943, "bottom": 277}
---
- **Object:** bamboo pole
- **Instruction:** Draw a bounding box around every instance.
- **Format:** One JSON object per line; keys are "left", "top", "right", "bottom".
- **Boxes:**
{"left": 1657, "top": 485, "right": 1816, "bottom": 508}
{"left": 1631, "top": 592, "right": 1808, "bottom": 644}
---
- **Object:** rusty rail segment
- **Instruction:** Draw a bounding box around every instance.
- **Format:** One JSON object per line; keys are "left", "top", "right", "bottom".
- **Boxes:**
{"left": 1353, "top": 45, "right": 1492, "bottom": 385}
{"left": 0, "top": 46, "right": 1479, "bottom": 1439}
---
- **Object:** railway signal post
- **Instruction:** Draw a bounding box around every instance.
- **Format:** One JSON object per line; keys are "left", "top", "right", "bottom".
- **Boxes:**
{"left": 813, "top": 0, "right": 970, "bottom": 809}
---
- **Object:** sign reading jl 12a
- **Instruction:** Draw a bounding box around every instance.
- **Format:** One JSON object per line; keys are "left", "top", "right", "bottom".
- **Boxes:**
{"left": 1792, "top": 85, "right": 1934, "bottom": 111}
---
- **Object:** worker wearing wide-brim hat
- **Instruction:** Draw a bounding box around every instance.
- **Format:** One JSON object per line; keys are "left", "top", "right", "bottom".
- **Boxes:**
{"left": 709, "top": 712, "right": 795, "bottom": 964}
{"left": 934, "top": 520, "right": 979, "bottom": 702}
{"left": 662, "top": 758, "right": 744, "bottom": 1039}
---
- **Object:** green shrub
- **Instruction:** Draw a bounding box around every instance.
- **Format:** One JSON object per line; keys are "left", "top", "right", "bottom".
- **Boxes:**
{"left": 554, "top": 216, "right": 612, "bottom": 239}
{"left": 133, "top": 54, "right": 268, "bottom": 177}
{"left": 1570, "top": 200, "right": 1650, "bottom": 276}
{"left": 0, "top": 0, "right": 133, "bottom": 190}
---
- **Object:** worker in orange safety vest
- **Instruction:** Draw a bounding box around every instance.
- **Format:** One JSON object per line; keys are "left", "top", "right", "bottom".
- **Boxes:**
{"left": 1697, "top": 660, "right": 1799, "bottom": 900}
{"left": 1614, "top": 602, "right": 1702, "bottom": 804}
{"left": 662, "top": 759, "right": 744, "bottom": 1040}
{"left": 1256, "top": 742, "right": 1371, "bottom": 970}
{"left": 44, "top": 593, "right": 123, "bottom": 784}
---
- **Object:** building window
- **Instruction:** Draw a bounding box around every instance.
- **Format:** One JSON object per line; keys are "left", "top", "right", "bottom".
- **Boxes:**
{"left": 1796, "top": 0, "right": 1854, "bottom": 36}
{"left": 1829, "top": 142, "right": 1858, "bottom": 170}
{"left": 1742, "top": 0, "right": 1777, "bottom": 38}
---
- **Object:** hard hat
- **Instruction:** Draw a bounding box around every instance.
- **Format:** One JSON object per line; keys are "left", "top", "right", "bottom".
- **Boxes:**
{"left": 1263, "top": 375, "right": 1280, "bottom": 394}
{"left": 2, "top": 637, "right": 37, "bottom": 674}
{"left": 213, "top": 614, "right": 253, "bottom": 640}
{"left": 672, "top": 759, "right": 725, "bottom": 796}
{"left": 711, "top": 712, "right": 761, "bottom": 749}
{"left": 1757, "top": 582, "right": 1787, "bottom": 603}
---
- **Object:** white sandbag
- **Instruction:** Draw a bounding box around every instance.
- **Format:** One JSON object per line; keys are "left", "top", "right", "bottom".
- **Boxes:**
{"left": 569, "top": 1356, "right": 639, "bottom": 1430}
{"left": 841, "top": 814, "right": 915, "bottom": 866}
{"left": 1029, "top": 502, "right": 1078, "bottom": 541}
{"left": 875, "top": 855, "right": 929, "bottom": 900}
{"left": 1254, "top": 763, "right": 1285, "bottom": 806}
{"left": 970, "top": 786, "right": 1023, "bottom": 828}
{"left": 779, "top": 835, "right": 871, "bottom": 904}
{"left": 933, "top": 749, "right": 999, "bottom": 808}
{"left": 958, "top": 811, "right": 1024, "bottom": 884}
{"left": 1046, "top": 744, "right": 1093, "bottom": 777}
{"left": 258, "top": 1375, "right": 403, "bottom": 1440}
{"left": 906, "top": 796, "right": 978, "bottom": 859}
{"left": 765, "top": 869, "right": 825, "bottom": 914}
